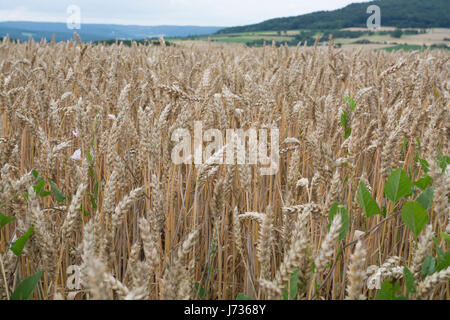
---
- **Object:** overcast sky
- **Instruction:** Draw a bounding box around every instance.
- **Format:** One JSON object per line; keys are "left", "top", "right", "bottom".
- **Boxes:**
{"left": 0, "top": 0, "right": 372, "bottom": 27}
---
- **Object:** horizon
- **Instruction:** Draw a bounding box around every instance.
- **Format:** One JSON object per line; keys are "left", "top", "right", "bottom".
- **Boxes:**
{"left": 0, "top": 0, "right": 372, "bottom": 27}
{"left": 0, "top": 21, "right": 226, "bottom": 28}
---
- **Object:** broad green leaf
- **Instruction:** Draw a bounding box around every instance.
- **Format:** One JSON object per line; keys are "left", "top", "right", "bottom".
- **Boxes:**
{"left": 401, "top": 201, "right": 428, "bottom": 237}
{"left": 0, "top": 213, "right": 16, "bottom": 227}
{"left": 436, "top": 251, "right": 450, "bottom": 272}
{"left": 385, "top": 169, "right": 412, "bottom": 203}
{"left": 49, "top": 179, "right": 66, "bottom": 203}
{"left": 40, "top": 190, "right": 52, "bottom": 198}
{"left": 10, "top": 270, "right": 43, "bottom": 300}
{"left": 418, "top": 158, "right": 429, "bottom": 173}
{"left": 437, "top": 151, "right": 449, "bottom": 173}
{"left": 288, "top": 269, "right": 300, "bottom": 300}
{"left": 357, "top": 182, "right": 382, "bottom": 217}
{"left": 198, "top": 287, "right": 206, "bottom": 299}
{"left": 31, "top": 170, "right": 39, "bottom": 180}
{"left": 376, "top": 279, "right": 407, "bottom": 300}
{"left": 403, "top": 267, "right": 416, "bottom": 294}
{"left": 193, "top": 282, "right": 206, "bottom": 299}
{"left": 440, "top": 232, "right": 450, "bottom": 244}
{"left": 236, "top": 293, "right": 252, "bottom": 300}
{"left": 282, "top": 287, "right": 288, "bottom": 300}
{"left": 422, "top": 256, "right": 436, "bottom": 276}
{"left": 283, "top": 268, "right": 300, "bottom": 300}
{"left": 328, "top": 202, "right": 349, "bottom": 241}
{"left": 434, "top": 239, "right": 450, "bottom": 272}
{"left": 32, "top": 179, "right": 45, "bottom": 196}
{"left": 414, "top": 175, "right": 432, "bottom": 190}
{"left": 10, "top": 227, "right": 34, "bottom": 256}
{"left": 416, "top": 187, "right": 434, "bottom": 210}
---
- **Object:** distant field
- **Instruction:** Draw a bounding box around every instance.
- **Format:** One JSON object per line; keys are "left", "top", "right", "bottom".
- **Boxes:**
{"left": 169, "top": 28, "right": 450, "bottom": 51}
{"left": 381, "top": 44, "right": 450, "bottom": 52}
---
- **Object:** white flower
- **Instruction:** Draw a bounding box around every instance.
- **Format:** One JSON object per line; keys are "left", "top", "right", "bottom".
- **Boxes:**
{"left": 367, "top": 272, "right": 382, "bottom": 290}
{"left": 72, "top": 130, "right": 79, "bottom": 138}
{"left": 71, "top": 149, "right": 81, "bottom": 160}
{"left": 296, "top": 178, "right": 309, "bottom": 188}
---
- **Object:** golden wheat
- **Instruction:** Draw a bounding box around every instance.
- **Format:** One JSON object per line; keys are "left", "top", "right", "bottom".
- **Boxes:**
{"left": 0, "top": 35, "right": 448, "bottom": 300}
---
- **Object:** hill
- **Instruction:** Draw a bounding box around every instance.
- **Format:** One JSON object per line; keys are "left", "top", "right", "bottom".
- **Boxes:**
{"left": 218, "top": 0, "right": 450, "bottom": 34}
{"left": 0, "top": 21, "right": 224, "bottom": 42}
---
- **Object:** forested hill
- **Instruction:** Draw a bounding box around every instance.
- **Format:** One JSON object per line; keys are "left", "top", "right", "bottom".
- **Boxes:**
{"left": 0, "top": 22, "right": 224, "bottom": 42}
{"left": 218, "top": 0, "right": 450, "bottom": 33}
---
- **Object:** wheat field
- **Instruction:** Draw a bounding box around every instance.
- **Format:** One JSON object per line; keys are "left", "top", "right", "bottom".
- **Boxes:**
{"left": 0, "top": 34, "right": 448, "bottom": 300}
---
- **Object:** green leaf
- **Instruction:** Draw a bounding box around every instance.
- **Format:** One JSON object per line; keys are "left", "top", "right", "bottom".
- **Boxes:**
{"left": 343, "top": 96, "right": 356, "bottom": 111}
{"left": 282, "top": 268, "right": 300, "bottom": 300}
{"left": 93, "top": 182, "right": 99, "bottom": 197}
{"left": 403, "top": 267, "right": 416, "bottom": 294}
{"left": 49, "top": 179, "right": 66, "bottom": 203}
{"left": 440, "top": 232, "right": 450, "bottom": 244}
{"left": 236, "top": 293, "right": 252, "bottom": 300}
{"left": 357, "top": 182, "right": 382, "bottom": 218}
{"left": 414, "top": 175, "right": 432, "bottom": 190}
{"left": 437, "top": 151, "right": 449, "bottom": 173}
{"left": 193, "top": 282, "right": 206, "bottom": 299}
{"left": 416, "top": 187, "right": 434, "bottom": 210}
{"left": 198, "top": 287, "right": 206, "bottom": 299}
{"left": 90, "top": 195, "right": 97, "bottom": 209}
{"left": 384, "top": 169, "right": 412, "bottom": 203}
{"left": 376, "top": 279, "right": 407, "bottom": 300}
{"left": 344, "top": 128, "right": 352, "bottom": 139}
{"left": 434, "top": 239, "right": 450, "bottom": 272}
{"left": 422, "top": 256, "right": 436, "bottom": 276}
{"left": 89, "top": 166, "right": 95, "bottom": 179}
{"left": 328, "top": 203, "right": 349, "bottom": 241}
{"left": 31, "top": 170, "right": 39, "bottom": 180}
{"left": 340, "top": 110, "right": 352, "bottom": 139}
{"left": 340, "top": 111, "right": 348, "bottom": 127}
{"left": 401, "top": 201, "right": 428, "bottom": 237}
{"left": 415, "top": 138, "right": 421, "bottom": 151}
{"left": 436, "top": 251, "right": 450, "bottom": 272}
{"left": 0, "top": 213, "right": 16, "bottom": 228}
{"left": 40, "top": 190, "right": 52, "bottom": 198}
{"left": 418, "top": 158, "right": 429, "bottom": 173}
{"left": 10, "top": 270, "right": 43, "bottom": 300}
{"left": 289, "top": 269, "right": 300, "bottom": 300}
{"left": 32, "top": 179, "right": 45, "bottom": 196}
{"left": 10, "top": 227, "right": 34, "bottom": 256}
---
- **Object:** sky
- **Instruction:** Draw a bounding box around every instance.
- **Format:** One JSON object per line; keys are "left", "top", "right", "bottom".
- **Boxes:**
{"left": 0, "top": 0, "right": 372, "bottom": 27}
